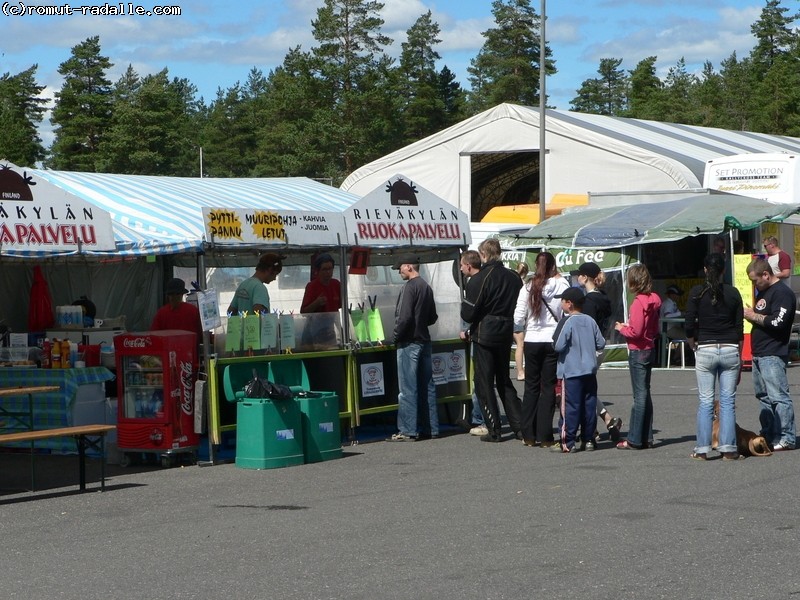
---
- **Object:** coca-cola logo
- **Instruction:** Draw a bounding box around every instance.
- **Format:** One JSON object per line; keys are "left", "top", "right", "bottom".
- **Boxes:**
{"left": 123, "top": 337, "right": 150, "bottom": 348}
{"left": 180, "top": 360, "right": 193, "bottom": 415}
{"left": 150, "top": 428, "right": 163, "bottom": 445}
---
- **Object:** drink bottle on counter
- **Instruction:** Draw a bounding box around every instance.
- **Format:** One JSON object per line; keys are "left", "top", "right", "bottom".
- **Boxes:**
{"left": 51, "top": 338, "right": 61, "bottom": 369}
{"left": 61, "top": 339, "right": 71, "bottom": 368}
{"left": 41, "top": 339, "right": 51, "bottom": 368}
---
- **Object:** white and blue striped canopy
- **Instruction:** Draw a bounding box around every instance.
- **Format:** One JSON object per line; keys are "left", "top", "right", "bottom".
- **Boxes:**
{"left": 23, "top": 169, "right": 361, "bottom": 257}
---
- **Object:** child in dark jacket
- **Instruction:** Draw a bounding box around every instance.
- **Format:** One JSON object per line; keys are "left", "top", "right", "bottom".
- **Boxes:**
{"left": 552, "top": 287, "right": 606, "bottom": 453}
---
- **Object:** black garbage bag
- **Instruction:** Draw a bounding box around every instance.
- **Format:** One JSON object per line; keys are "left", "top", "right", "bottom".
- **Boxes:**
{"left": 243, "top": 369, "right": 293, "bottom": 401}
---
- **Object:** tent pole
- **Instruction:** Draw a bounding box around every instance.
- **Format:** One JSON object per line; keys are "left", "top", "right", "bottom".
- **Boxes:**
{"left": 196, "top": 250, "right": 222, "bottom": 467}
{"left": 339, "top": 242, "right": 350, "bottom": 348}
{"left": 538, "top": 0, "right": 547, "bottom": 225}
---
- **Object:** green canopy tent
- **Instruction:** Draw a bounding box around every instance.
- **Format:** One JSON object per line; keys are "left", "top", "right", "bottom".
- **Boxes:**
{"left": 499, "top": 189, "right": 800, "bottom": 367}
{"left": 501, "top": 189, "right": 800, "bottom": 250}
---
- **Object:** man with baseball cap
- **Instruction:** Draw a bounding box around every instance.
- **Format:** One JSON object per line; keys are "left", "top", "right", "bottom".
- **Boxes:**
{"left": 386, "top": 253, "right": 439, "bottom": 442}
{"left": 227, "top": 252, "right": 284, "bottom": 314}
{"left": 552, "top": 285, "right": 605, "bottom": 452}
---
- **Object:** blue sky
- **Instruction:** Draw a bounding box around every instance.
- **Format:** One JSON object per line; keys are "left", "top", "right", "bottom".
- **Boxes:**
{"left": 2, "top": 0, "right": 766, "bottom": 133}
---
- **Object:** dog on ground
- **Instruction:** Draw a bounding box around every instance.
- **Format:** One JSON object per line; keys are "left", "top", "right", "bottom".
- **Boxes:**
{"left": 711, "top": 401, "right": 772, "bottom": 457}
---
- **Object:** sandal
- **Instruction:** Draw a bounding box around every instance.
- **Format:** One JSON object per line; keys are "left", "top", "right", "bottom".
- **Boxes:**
{"left": 607, "top": 417, "right": 622, "bottom": 442}
{"left": 386, "top": 433, "right": 416, "bottom": 442}
{"left": 722, "top": 452, "right": 743, "bottom": 460}
{"left": 616, "top": 440, "right": 640, "bottom": 450}
{"left": 689, "top": 451, "right": 707, "bottom": 460}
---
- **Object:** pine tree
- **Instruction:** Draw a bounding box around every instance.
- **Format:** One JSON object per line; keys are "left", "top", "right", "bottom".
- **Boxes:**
{"left": 466, "top": 0, "right": 555, "bottom": 113}
{"left": 96, "top": 69, "right": 201, "bottom": 175}
{"left": 692, "top": 61, "right": 725, "bottom": 127}
{"left": 718, "top": 52, "right": 757, "bottom": 131}
{"left": 661, "top": 58, "right": 699, "bottom": 123}
{"left": 570, "top": 58, "right": 627, "bottom": 115}
{"left": 750, "top": 0, "right": 797, "bottom": 71}
{"left": 751, "top": 54, "right": 800, "bottom": 134}
{"left": 625, "top": 56, "right": 665, "bottom": 120}
{"left": 394, "top": 10, "right": 464, "bottom": 144}
{"left": 253, "top": 48, "right": 334, "bottom": 178}
{"left": 0, "top": 65, "right": 47, "bottom": 166}
{"left": 437, "top": 66, "right": 467, "bottom": 129}
{"left": 49, "top": 36, "right": 113, "bottom": 171}
{"left": 310, "top": 0, "right": 394, "bottom": 177}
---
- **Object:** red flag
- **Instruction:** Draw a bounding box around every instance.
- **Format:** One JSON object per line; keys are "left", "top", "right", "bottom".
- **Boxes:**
{"left": 28, "top": 266, "right": 55, "bottom": 331}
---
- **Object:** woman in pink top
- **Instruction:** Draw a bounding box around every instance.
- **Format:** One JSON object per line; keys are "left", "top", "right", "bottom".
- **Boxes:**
{"left": 614, "top": 264, "right": 661, "bottom": 449}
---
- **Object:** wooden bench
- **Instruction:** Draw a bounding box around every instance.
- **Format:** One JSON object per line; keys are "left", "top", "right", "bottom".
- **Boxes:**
{"left": 0, "top": 424, "right": 116, "bottom": 492}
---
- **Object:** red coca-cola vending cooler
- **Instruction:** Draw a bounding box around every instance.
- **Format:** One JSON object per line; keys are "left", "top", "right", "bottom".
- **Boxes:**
{"left": 115, "top": 330, "right": 198, "bottom": 467}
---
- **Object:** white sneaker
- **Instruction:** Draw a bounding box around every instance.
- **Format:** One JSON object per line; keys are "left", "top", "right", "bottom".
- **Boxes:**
{"left": 470, "top": 425, "right": 489, "bottom": 436}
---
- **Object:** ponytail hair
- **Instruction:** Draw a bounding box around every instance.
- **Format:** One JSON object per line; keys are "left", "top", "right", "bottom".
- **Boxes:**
{"left": 699, "top": 253, "right": 725, "bottom": 305}
{"left": 528, "top": 252, "right": 557, "bottom": 316}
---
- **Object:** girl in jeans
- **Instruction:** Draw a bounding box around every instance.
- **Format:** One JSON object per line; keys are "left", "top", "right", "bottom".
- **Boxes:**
{"left": 615, "top": 264, "right": 661, "bottom": 449}
{"left": 684, "top": 253, "right": 744, "bottom": 460}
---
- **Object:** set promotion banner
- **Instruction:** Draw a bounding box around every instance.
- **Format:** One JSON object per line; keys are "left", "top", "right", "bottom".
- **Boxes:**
{"left": 0, "top": 163, "right": 116, "bottom": 252}
{"left": 202, "top": 207, "right": 346, "bottom": 247}
{"left": 344, "top": 174, "right": 471, "bottom": 247}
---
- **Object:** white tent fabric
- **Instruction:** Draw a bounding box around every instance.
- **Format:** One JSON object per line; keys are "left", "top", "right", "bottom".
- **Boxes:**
{"left": 341, "top": 103, "right": 800, "bottom": 219}
{"left": 27, "top": 169, "right": 361, "bottom": 257}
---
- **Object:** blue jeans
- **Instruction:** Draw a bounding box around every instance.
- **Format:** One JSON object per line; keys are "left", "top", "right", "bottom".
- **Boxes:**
{"left": 694, "top": 345, "right": 740, "bottom": 454}
{"left": 752, "top": 355, "right": 796, "bottom": 448}
{"left": 396, "top": 341, "right": 438, "bottom": 437}
{"left": 560, "top": 374, "right": 598, "bottom": 449}
{"left": 471, "top": 391, "right": 484, "bottom": 425}
{"left": 627, "top": 349, "right": 654, "bottom": 447}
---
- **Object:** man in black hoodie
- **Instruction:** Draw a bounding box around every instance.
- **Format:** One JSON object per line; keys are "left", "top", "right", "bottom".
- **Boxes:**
{"left": 461, "top": 239, "right": 523, "bottom": 441}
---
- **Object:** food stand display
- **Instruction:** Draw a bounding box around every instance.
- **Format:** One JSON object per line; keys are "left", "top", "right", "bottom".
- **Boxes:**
{"left": 0, "top": 164, "right": 119, "bottom": 452}
{"left": 203, "top": 174, "right": 473, "bottom": 445}
{"left": 0, "top": 367, "right": 115, "bottom": 452}
{"left": 342, "top": 176, "right": 472, "bottom": 427}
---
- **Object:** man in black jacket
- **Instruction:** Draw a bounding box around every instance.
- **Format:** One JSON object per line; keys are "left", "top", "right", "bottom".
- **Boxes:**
{"left": 461, "top": 239, "right": 523, "bottom": 441}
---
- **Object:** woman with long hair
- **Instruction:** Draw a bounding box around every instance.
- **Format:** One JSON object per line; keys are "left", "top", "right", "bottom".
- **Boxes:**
{"left": 513, "top": 252, "right": 568, "bottom": 446}
{"left": 513, "top": 262, "right": 530, "bottom": 380}
{"left": 684, "top": 253, "right": 744, "bottom": 460}
{"left": 615, "top": 263, "right": 661, "bottom": 450}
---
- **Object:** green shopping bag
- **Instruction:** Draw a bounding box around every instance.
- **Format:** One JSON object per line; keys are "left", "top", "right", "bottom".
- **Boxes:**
{"left": 367, "top": 295, "right": 385, "bottom": 343}
{"left": 350, "top": 304, "right": 369, "bottom": 343}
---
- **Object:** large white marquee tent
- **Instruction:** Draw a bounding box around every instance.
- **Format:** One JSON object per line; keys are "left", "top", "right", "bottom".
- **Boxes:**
{"left": 341, "top": 103, "right": 800, "bottom": 222}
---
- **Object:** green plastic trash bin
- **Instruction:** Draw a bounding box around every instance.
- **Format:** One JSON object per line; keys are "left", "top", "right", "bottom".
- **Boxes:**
{"left": 295, "top": 391, "right": 342, "bottom": 463}
{"left": 235, "top": 397, "right": 304, "bottom": 469}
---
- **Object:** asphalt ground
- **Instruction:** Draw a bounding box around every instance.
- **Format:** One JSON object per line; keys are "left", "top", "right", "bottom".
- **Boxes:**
{"left": 2, "top": 366, "right": 800, "bottom": 600}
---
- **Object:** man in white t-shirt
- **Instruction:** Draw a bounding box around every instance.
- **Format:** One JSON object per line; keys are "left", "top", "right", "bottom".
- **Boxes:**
{"left": 661, "top": 285, "right": 686, "bottom": 343}
{"left": 763, "top": 236, "right": 792, "bottom": 287}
